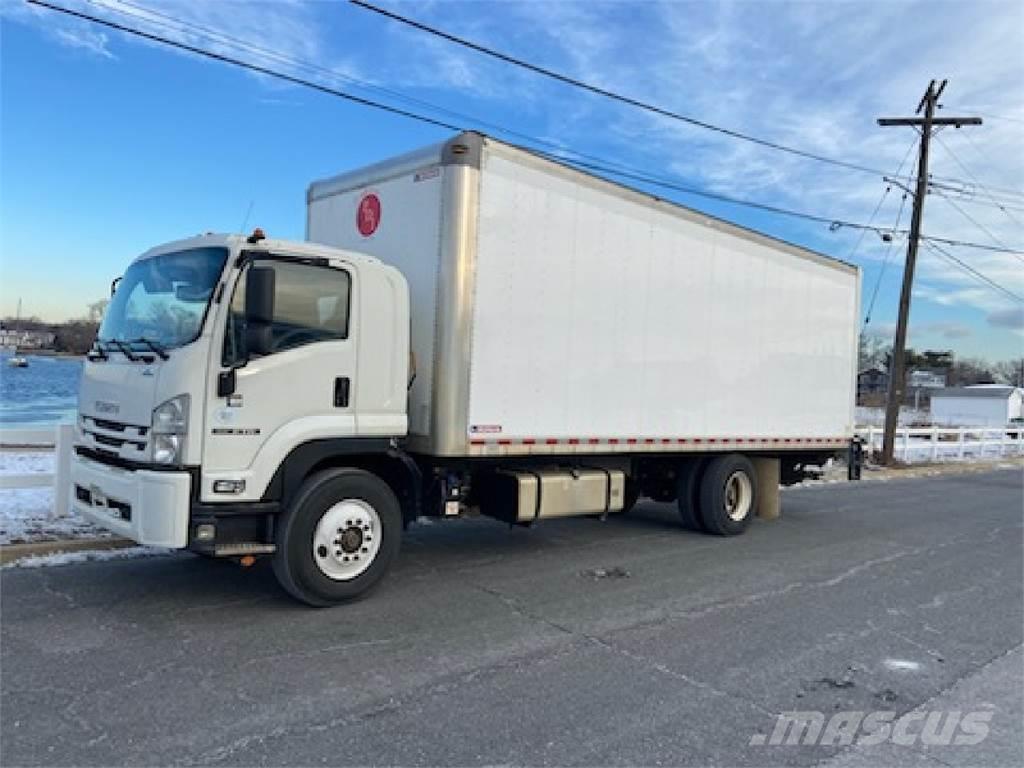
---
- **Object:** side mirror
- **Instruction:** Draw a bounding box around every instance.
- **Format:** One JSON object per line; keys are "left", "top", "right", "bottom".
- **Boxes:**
{"left": 244, "top": 266, "right": 275, "bottom": 357}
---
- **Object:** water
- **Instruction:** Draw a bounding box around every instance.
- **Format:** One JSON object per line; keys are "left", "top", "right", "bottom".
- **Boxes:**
{"left": 0, "top": 354, "right": 82, "bottom": 429}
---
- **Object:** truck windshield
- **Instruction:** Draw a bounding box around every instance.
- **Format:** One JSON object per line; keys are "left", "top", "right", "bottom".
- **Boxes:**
{"left": 98, "top": 247, "right": 228, "bottom": 350}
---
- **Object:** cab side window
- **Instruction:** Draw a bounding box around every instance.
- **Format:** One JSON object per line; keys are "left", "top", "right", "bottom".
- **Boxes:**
{"left": 224, "top": 260, "right": 351, "bottom": 363}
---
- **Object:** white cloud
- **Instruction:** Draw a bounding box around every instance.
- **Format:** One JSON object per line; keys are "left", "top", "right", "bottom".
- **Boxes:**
{"left": 53, "top": 25, "right": 116, "bottom": 59}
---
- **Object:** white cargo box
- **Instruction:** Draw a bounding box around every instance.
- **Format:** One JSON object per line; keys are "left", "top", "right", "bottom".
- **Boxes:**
{"left": 307, "top": 133, "right": 859, "bottom": 458}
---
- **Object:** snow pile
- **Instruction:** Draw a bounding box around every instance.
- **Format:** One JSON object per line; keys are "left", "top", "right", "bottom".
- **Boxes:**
{"left": 0, "top": 450, "right": 108, "bottom": 545}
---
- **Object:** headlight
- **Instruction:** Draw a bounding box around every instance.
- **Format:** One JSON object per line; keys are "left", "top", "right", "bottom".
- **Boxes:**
{"left": 152, "top": 395, "right": 189, "bottom": 465}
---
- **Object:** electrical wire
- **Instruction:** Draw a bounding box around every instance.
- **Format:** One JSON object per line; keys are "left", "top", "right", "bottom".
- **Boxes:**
{"left": 933, "top": 133, "right": 1023, "bottom": 226}
{"left": 350, "top": 0, "right": 970, "bottom": 187}
{"left": 27, "top": 0, "right": 1024, "bottom": 265}
{"left": 863, "top": 192, "right": 909, "bottom": 330}
{"left": 93, "top": 0, "right": 871, "bottom": 219}
{"left": 28, "top": 0, "right": 461, "bottom": 131}
{"left": 931, "top": 188, "right": 1024, "bottom": 266}
{"left": 844, "top": 139, "right": 917, "bottom": 269}
{"left": 923, "top": 241, "right": 1023, "bottom": 304}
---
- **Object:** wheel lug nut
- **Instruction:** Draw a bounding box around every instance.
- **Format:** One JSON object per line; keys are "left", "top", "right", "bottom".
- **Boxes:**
{"left": 361, "top": 547, "right": 368, "bottom": 553}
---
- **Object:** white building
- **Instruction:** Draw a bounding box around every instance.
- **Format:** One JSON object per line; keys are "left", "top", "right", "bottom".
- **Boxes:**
{"left": 930, "top": 385, "right": 1024, "bottom": 427}
{"left": 0, "top": 329, "right": 55, "bottom": 349}
{"left": 907, "top": 369, "right": 946, "bottom": 389}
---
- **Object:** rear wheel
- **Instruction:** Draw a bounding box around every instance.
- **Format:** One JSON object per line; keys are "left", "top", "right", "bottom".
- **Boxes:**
{"left": 698, "top": 454, "right": 757, "bottom": 536}
{"left": 676, "top": 459, "right": 706, "bottom": 531}
{"left": 273, "top": 468, "right": 402, "bottom": 606}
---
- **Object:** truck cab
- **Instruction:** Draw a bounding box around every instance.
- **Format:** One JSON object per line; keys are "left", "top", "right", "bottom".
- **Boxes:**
{"left": 71, "top": 232, "right": 412, "bottom": 602}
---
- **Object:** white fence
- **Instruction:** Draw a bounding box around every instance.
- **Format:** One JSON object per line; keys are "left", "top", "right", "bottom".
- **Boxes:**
{"left": 857, "top": 425, "right": 1024, "bottom": 464}
{"left": 0, "top": 425, "right": 74, "bottom": 518}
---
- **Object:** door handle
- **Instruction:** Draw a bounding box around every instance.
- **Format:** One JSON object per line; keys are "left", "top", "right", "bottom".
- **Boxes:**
{"left": 334, "top": 377, "right": 350, "bottom": 408}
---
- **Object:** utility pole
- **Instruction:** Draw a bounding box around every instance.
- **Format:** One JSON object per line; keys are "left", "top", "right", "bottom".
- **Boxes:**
{"left": 876, "top": 80, "right": 981, "bottom": 464}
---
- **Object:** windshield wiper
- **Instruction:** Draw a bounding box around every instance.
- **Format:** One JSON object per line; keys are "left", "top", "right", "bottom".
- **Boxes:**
{"left": 102, "top": 339, "right": 141, "bottom": 362}
{"left": 130, "top": 338, "right": 170, "bottom": 361}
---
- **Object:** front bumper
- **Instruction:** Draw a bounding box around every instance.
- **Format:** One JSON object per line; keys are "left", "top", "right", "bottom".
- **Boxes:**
{"left": 69, "top": 451, "right": 191, "bottom": 548}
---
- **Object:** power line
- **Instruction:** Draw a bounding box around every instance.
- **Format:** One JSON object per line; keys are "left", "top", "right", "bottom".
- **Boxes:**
{"left": 90, "top": 0, "right": 516, "bottom": 138}
{"left": 27, "top": 0, "right": 461, "bottom": 131}
{"left": 919, "top": 236, "right": 1024, "bottom": 256}
{"left": 95, "top": 0, "right": 875, "bottom": 223}
{"left": 936, "top": 193, "right": 1024, "bottom": 215}
{"left": 28, "top": 0, "right": 1024, "bottom": 262}
{"left": 845, "top": 138, "right": 917, "bottom": 267}
{"left": 350, "top": 0, "right": 972, "bottom": 186}
{"left": 948, "top": 108, "right": 1024, "bottom": 126}
{"left": 863, "top": 191, "right": 909, "bottom": 329}
{"left": 933, "top": 132, "right": 1023, "bottom": 226}
{"left": 923, "top": 241, "right": 1023, "bottom": 304}
{"left": 931, "top": 188, "right": 1024, "bottom": 266}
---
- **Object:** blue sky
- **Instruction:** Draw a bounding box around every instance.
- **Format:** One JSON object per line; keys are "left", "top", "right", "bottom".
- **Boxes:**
{"left": 1, "top": 0, "right": 1022, "bottom": 361}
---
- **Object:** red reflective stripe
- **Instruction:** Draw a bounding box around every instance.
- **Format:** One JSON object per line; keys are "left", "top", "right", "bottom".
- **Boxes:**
{"left": 473, "top": 435, "right": 850, "bottom": 447}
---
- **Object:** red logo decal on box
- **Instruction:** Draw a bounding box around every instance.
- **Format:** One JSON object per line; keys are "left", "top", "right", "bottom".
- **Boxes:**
{"left": 357, "top": 193, "right": 381, "bottom": 237}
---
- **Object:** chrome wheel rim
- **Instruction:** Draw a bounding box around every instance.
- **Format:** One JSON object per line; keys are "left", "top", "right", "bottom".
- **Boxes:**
{"left": 313, "top": 499, "right": 381, "bottom": 581}
{"left": 724, "top": 471, "right": 753, "bottom": 522}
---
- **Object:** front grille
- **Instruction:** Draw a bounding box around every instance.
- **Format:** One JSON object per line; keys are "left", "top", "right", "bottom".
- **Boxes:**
{"left": 84, "top": 416, "right": 149, "bottom": 456}
{"left": 92, "top": 433, "right": 145, "bottom": 449}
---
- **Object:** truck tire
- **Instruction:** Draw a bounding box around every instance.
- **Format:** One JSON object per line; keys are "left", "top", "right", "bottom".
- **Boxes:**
{"left": 698, "top": 454, "right": 758, "bottom": 536}
{"left": 273, "top": 468, "right": 402, "bottom": 606}
{"left": 676, "top": 459, "right": 706, "bottom": 531}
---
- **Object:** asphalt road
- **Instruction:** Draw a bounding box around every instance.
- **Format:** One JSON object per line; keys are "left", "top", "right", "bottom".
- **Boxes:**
{"left": 2, "top": 469, "right": 1022, "bottom": 767}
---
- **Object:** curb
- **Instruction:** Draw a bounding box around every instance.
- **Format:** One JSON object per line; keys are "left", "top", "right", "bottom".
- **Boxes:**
{"left": 0, "top": 537, "right": 136, "bottom": 565}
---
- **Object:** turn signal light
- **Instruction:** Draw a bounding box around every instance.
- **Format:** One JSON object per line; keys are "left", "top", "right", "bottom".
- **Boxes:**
{"left": 213, "top": 480, "right": 245, "bottom": 494}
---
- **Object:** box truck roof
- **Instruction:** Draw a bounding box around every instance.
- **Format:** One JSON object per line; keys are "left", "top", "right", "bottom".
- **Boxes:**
{"left": 307, "top": 132, "right": 857, "bottom": 277}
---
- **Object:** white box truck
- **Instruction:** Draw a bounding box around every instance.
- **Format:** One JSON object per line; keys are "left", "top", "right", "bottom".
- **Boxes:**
{"left": 71, "top": 133, "right": 860, "bottom": 605}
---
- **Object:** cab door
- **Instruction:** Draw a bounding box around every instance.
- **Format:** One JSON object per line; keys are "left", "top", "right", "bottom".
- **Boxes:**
{"left": 203, "top": 255, "right": 358, "bottom": 491}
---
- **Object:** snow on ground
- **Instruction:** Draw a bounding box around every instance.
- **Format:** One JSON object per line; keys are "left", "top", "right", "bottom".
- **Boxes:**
{"left": 0, "top": 449, "right": 108, "bottom": 545}
{"left": 4, "top": 546, "right": 172, "bottom": 570}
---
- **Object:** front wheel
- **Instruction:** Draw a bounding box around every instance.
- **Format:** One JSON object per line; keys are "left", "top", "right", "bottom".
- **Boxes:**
{"left": 273, "top": 468, "right": 402, "bottom": 606}
{"left": 699, "top": 454, "right": 758, "bottom": 536}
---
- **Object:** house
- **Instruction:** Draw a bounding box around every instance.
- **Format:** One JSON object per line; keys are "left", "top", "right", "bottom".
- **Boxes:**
{"left": 0, "top": 328, "right": 56, "bottom": 350}
{"left": 857, "top": 367, "right": 889, "bottom": 396}
{"left": 930, "top": 385, "right": 1024, "bottom": 427}
{"left": 907, "top": 369, "right": 946, "bottom": 389}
